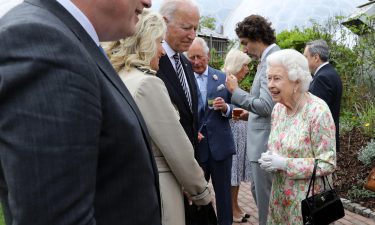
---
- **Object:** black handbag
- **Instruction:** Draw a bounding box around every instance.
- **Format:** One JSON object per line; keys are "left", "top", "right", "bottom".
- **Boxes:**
{"left": 184, "top": 197, "right": 217, "bottom": 225}
{"left": 301, "top": 160, "right": 345, "bottom": 225}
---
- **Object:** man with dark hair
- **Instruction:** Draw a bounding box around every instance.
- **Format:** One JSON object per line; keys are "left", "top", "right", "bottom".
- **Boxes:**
{"left": 304, "top": 39, "right": 343, "bottom": 152}
{"left": 226, "top": 14, "right": 280, "bottom": 225}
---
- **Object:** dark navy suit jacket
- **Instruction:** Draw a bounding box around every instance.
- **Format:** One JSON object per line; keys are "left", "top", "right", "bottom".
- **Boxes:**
{"left": 157, "top": 54, "right": 199, "bottom": 149}
{"left": 196, "top": 67, "right": 235, "bottom": 162}
{"left": 309, "top": 63, "right": 343, "bottom": 152}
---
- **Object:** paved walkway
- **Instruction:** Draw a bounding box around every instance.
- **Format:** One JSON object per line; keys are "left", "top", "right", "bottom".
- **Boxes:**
{"left": 233, "top": 182, "right": 375, "bottom": 225}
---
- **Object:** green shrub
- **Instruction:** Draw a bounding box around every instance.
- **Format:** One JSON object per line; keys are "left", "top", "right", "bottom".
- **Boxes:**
{"left": 358, "top": 139, "right": 375, "bottom": 166}
{"left": 355, "top": 103, "right": 375, "bottom": 138}
{"left": 339, "top": 111, "right": 358, "bottom": 135}
{"left": 348, "top": 185, "right": 375, "bottom": 199}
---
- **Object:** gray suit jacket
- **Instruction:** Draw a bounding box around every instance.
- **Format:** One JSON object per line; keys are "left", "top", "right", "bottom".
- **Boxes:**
{"left": 231, "top": 45, "right": 280, "bottom": 161}
{"left": 0, "top": 0, "right": 161, "bottom": 224}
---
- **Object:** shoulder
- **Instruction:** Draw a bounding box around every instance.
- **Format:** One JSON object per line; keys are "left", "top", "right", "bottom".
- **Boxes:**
{"left": 208, "top": 66, "right": 226, "bottom": 78}
{"left": 305, "top": 93, "right": 332, "bottom": 117}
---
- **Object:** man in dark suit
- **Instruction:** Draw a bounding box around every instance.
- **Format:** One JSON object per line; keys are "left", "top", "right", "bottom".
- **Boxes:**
{"left": 186, "top": 37, "right": 236, "bottom": 225}
{"left": 304, "top": 39, "right": 343, "bottom": 152}
{"left": 157, "top": 0, "right": 200, "bottom": 149}
{"left": 157, "top": 1, "right": 216, "bottom": 224}
{"left": 0, "top": 0, "right": 161, "bottom": 225}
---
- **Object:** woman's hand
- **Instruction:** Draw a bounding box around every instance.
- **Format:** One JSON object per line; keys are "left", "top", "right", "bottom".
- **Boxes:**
{"left": 258, "top": 151, "right": 287, "bottom": 172}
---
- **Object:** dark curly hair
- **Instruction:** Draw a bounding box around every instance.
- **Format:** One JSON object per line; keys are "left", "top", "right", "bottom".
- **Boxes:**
{"left": 235, "top": 15, "right": 276, "bottom": 45}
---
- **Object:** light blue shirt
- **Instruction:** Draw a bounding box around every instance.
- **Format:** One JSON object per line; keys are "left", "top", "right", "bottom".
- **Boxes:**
{"left": 194, "top": 68, "right": 209, "bottom": 105}
{"left": 56, "top": 0, "right": 100, "bottom": 46}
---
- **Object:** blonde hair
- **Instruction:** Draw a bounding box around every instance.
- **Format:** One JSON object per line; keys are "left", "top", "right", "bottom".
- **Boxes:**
{"left": 104, "top": 10, "right": 166, "bottom": 73}
{"left": 223, "top": 48, "right": 251, "bottom": 75}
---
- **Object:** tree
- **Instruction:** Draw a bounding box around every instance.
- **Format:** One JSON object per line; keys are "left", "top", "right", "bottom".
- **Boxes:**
{"left": 200, "top": 16, "right": 216, "bottom": 30}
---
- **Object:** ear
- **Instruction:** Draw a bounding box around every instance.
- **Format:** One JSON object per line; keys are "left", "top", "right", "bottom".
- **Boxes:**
{"left": 294, "top": 80, "right": 301, "bottom": 92}
{"left": 163, "top": 16, "right": 169, "bottom": 24}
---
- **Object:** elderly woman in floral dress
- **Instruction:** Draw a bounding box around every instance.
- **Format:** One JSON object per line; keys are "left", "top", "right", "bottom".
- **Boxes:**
{"left": 258, "top": 49, "right": 336, "bottom": 225}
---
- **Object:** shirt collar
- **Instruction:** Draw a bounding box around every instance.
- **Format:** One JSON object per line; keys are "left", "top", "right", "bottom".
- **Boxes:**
{"left": 314, "top": 62, "right": 329, "bottom": 76}
{"left": 261, "top": 43, "right": 276, "bottom": 62}
{"left": 162, "top": 41, "right": 177, "bottom": 59}
{"left": 56, "top": 0, "right": 100, "bottom": 46}
{"left": 194, "top": 67, "right": 209, "bottom": 79}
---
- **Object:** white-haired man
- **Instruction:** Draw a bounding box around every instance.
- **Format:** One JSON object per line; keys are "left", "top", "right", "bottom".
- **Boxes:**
{"left": 157, "top": 1, "right": 214, "bottom": 225}
{"left": 187, "top": 37, "right": 236, "bottom": 225}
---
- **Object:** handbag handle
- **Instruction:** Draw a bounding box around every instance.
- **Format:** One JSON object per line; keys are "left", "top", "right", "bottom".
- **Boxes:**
{"left": 306, "top": 160, "right": 318, "bottom": 199}
{"left": 305, "top": 159, "right": 334, "bottom": 199}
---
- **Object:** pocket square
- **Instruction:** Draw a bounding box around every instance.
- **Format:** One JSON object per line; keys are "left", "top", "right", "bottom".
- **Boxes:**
{"left": 217, "top": 84, "right": 225, "bottom": 91}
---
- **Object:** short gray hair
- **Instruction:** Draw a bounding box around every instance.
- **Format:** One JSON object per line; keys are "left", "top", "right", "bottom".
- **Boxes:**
{"left": 159, "top": 0, "right": 198, "bottom": 22}
{"left": 193, "top": 37, "right": 209, "bottom": 54}
{"left": 266, "top": 49, "right": 312, "bottom": 92}
{"left": 223, "top": 48, "right": 251, "bottom": 75}
{"left": 305, "top": 39, "right": 329, "bottom": 62}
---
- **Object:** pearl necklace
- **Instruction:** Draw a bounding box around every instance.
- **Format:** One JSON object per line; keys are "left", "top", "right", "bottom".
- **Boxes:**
{"left": 287, "top": 93, "right": 305, "bottom": 117}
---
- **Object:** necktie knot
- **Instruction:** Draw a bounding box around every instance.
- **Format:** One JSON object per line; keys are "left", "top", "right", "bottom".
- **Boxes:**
{"left": 173, "top": 53, "right": 180, "bottom": 62}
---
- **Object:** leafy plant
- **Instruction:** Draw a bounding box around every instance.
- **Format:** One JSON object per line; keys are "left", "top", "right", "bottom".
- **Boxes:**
{"left": 339, "top": 111, "right": 358, "bottom": 135}
{"left": 354, "top": 103, "right": 375, "bottom": 138}
{"left": 358, "top": 139, "right": 375, "bottom": 166}
{"left": 200, "top": 16, "right": 216, "bottom": 30}
{"left": 348, "top": 185, "right": 375, "bottom": 199}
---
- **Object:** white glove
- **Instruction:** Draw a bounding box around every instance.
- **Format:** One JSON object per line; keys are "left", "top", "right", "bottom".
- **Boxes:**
{"left": 258, "top": 151, "right": 287, "bottom": 172}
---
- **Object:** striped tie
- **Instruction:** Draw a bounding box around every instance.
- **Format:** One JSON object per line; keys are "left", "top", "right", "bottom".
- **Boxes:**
{"left": 173, "top": 53, "right": 192, "bottom": 110}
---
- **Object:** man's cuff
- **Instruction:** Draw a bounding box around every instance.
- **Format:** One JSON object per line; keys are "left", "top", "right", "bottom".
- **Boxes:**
{"left": 221, "top": 104, "right": 230, "bottom": 117}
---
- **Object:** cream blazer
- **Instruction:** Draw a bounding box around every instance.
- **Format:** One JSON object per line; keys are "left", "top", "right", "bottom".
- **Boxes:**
{"left": 119, "top": 68, "right": 210, "bottom": 224}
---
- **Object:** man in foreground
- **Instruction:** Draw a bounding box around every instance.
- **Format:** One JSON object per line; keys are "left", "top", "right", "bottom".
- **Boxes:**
{"left": 0, "top": 0, "right": 161, "bottom": 224}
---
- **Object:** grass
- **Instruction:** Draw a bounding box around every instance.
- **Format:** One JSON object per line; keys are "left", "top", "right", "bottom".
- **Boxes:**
{"left": 0, "top": 205, "right": 5, "bottom": 225}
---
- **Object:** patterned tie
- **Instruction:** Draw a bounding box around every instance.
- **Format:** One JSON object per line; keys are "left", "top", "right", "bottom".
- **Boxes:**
{"left": 173, "top": 53, "right": 192, "bottom": 110}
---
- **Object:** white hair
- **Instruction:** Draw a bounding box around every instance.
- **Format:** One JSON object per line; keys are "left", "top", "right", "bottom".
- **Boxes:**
{"left": 159, "top": 0, "right": 199, "bottom": 22}
{"left": 223, "top": 48, "right": 251, "bottom": 75}
{"left": 266, "top": 49, "right": 312, "bottom": 92}
{"left": 193, "top": 37, "right": 209, "bottom": 54}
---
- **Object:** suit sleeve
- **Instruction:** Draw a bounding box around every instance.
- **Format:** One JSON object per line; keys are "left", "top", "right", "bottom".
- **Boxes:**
{"left": 231, "top": 65, "right": 274, "bottom": 117}
{"left": 0, "top": 23, "right": 101, "bottom": 224}
{"left": 132, "top": 76, "right": 210, "bottom": 205}
{"left": 309, "top": 74, "right": 335, "bottom": 105}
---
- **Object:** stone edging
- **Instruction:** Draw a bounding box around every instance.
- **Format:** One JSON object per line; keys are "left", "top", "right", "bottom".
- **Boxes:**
{"left": 341, "top": 198, "right": 375, "bottom": 221}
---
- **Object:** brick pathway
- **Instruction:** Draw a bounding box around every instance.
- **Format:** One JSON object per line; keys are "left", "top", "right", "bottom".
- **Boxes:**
{"left": 233, "top": 182, "right": 375, "bottom": 225}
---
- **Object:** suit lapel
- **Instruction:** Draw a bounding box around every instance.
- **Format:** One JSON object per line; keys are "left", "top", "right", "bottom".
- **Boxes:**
{"left": 180, "top": 55, "right": 197, "bottom": 113}
{"left": 159, "top": 55, "right": 192, "bottom": 114}
{"left": 207, "top": 67, "right": 218, "bottom": 99}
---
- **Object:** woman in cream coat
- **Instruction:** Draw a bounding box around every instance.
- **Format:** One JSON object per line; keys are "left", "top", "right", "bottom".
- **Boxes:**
{"left": 104, "top": 10, "right": 211, "bottom": 225}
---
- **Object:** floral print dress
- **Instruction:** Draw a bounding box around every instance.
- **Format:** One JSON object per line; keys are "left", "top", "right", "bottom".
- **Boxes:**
{"left": 267, "top": 93, "right": 336, "bottom": 225}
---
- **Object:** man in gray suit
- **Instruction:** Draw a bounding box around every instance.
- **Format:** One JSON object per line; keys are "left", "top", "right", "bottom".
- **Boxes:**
{"left": 226, "top": 15, "right": 280, "bottom": 225}
{"left": 0, "top": 0, "right": 161, "bottom": 225}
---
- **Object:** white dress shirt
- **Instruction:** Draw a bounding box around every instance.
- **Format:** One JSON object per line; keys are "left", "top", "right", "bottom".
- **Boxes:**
{"left": 56, "top": 0, "right": 99, "bottom": 46}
